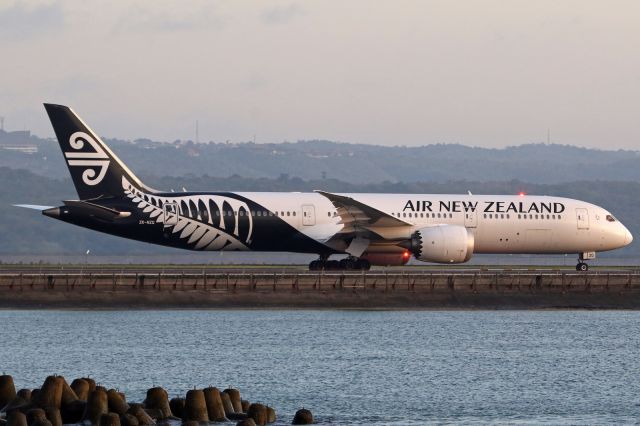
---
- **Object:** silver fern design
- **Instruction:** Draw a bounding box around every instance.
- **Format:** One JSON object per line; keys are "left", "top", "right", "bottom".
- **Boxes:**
{"left": 122, "top": 177, "right": 252, "bottom": 251}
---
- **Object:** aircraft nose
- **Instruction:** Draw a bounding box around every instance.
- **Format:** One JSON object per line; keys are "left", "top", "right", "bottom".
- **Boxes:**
{"left": 624, "top": 227, "right": 633, "bottom": 245}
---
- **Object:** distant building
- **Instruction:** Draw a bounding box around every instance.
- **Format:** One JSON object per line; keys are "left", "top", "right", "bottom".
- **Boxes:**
{"left": 0, "top": 130, "right": 38, "bottom": 154}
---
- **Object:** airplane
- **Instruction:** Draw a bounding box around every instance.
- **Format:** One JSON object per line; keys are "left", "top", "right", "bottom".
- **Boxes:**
{"left": 16, "top": 104, "right": 633, "bottom": 271}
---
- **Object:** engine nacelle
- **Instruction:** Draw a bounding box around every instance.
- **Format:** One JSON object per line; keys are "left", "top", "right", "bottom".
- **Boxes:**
{"left": 408, "top": 225, "right": 474, "bottom": 263}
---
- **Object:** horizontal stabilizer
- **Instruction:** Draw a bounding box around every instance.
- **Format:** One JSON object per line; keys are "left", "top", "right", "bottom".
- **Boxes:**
{"left": 13, "top": 204, "right": 55, "bottom": 211}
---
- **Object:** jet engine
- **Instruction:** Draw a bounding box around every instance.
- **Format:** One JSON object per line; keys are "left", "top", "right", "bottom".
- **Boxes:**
{"left": 405, "top": 224, "right": 474, "bottom": 263}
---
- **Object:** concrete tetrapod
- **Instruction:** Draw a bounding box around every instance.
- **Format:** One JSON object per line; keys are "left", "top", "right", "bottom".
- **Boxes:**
{"left": 26, "top": 408, "right": 47, "bottom": 425}
{"left": 246, "top": 403, "right": 268, "bottom": 426}
{"left": 143, "top": 388, "right": 172, "bottom": 419}
{"left": 126, "top": 404, "right": 154, "bottom": 426}
{"left": 223, "top": 389, "right": 243, "bottom": 413}
{"left": 182, "top": 390, "right": 208, "bottom": 422}
{"left": 70, "top": 379, "right": 90, "bottom": 401}
{"left": 6, "top": 410, "right": 27, "bottom": 426}
{"left": 99, "top": 413, "right": 121, "bottom": 426}
{"left": 82, "top": 379, "right": 97, "bottom": 394}
{"left": 220, "top": 392, "right": 235, "bottom": 417}
{"left": 241, "top": 400, "right": 250, "bottom": 413}
{"left": 44, "top": 407, "right": 62, "bottom": 426}
{"left": 168, "top": 398, "right": 185, "bottom": 419}
{"left": 32, "top": 376, "right": 63, "bottom": 410}
{"left": 2, "top": 397, "right": 28, "bottom": 414}
{"left": 83, "top": 389, "right": 109, "bottom": 425}
{"left": 119, "top": 413, "right": 139, "bottom": 426}
{"left": 16, "top": 389, "right": 31, "bottom": 403}
{"left": 61, "top": 400, "right": 87, "bottom": 425}
{"left": 266, "top": 406, "right": 276, "bottom": 423}
{"left": 60, "top": 379, "right": 78, "bottom": 407}
{"left": 0, "top": 376, "right": 17, "bottom": 409}
{"left": 291, "top": 409, "right": 313, "bottom": 425}
{"left": 107, "top": 390, "right": 129, "bottom": 415}
{"left": 202, "top": 387, "right": 226, "bottom": 422}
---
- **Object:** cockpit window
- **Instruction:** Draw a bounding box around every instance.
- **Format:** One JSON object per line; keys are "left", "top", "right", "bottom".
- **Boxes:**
{"left": 606, "top": 214, "right": 616, "bottom": 222}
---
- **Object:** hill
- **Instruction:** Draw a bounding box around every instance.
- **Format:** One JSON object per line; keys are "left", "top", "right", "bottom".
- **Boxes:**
{"left": 1, "top": 129, "right": 640, "bottom": 184}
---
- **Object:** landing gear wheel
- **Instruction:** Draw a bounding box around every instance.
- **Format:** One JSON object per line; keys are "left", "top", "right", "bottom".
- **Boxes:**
{"left": 576, "top": 262, "right": 589, "bottom": 272}
{"left": 309, "top": 260, "right": 321, "bottom": 271}
{"left": 339, "top": 258, "right": 356, "bottom": 270}
{"left": 355, "top": 259, "right": 371, "bottom": 271}
{"left": 325, "top": 260, "right": 340, "bottom": 271}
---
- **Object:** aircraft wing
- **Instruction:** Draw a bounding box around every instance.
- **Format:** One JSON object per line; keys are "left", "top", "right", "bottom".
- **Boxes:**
{"left": 315, "top": 190, "right": 411, "bottom": 234}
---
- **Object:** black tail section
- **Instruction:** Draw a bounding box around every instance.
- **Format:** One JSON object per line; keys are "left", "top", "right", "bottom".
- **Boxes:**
{"left": 44, "top": 103, "right": 154, "bottom": 200}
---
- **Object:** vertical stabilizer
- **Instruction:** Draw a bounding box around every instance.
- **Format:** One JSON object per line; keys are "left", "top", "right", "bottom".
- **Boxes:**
{"left": 44, "top": 103, "right": 154, "bottom": 200}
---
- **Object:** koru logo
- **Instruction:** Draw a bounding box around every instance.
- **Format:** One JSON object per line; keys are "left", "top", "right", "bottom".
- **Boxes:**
{"left": 64, "top": 131, "right": 110, "bottom": 186}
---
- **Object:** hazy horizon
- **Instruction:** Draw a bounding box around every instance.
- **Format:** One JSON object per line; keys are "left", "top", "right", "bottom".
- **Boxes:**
{"left": 2, "top": 1, "right": 639, "bottom": 149}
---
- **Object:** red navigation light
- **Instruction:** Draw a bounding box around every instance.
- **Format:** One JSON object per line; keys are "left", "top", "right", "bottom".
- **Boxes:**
{"left": 519, "top": 192, "right": 526, "bottom": 197}
{"left": 402, "top": 250, "right": 410, "bottom": 259}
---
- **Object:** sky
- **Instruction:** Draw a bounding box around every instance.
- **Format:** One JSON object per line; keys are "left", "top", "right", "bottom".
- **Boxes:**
{"left": 1, "top": 0, "right": 639, "bottom": 149}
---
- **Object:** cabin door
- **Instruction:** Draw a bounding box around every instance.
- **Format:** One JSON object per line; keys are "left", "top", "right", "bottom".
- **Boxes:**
{"left": 302, "top": 204, "right": 316, "bottom": 226}
{"left": 464, "top": 211, "right": 477, "bottom": 228}
{"left": 576, "top": 208, "right": 589, "bottom": 230}
{"left": 163, "top": 202, "right": 179, "bottom": 226}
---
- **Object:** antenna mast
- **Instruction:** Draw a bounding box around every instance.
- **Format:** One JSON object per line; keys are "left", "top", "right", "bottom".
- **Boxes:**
{"left": 0, "top": 116, "right": 4, "bottom": 131}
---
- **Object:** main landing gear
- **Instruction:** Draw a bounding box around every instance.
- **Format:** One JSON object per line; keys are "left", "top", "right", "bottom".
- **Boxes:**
{"left": 309, "top": 256, "right": 371, "bottom": 271}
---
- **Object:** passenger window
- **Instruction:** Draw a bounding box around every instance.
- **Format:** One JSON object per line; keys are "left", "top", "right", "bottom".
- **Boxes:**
{"left": 287, "top": 211, "right": 290, "bottom": 216}
{"left": 293, "top": 212, "right": 296, "bottom": 216}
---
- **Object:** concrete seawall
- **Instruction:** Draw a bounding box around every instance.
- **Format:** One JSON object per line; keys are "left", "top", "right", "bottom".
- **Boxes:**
{"left": 1, "top": 271, "right": 640, "bottom": 309}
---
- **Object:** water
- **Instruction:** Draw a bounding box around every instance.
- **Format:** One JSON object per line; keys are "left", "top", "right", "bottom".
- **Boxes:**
{"left": 0, "top": 310, "right": 639, "bottom": 425}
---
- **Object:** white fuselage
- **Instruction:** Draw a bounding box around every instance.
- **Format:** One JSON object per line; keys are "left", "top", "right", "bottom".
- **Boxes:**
{"left": 238, "top": 192, "right": 632, "bottom": 255}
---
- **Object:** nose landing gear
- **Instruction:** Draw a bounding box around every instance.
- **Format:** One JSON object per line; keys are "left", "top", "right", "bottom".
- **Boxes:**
{"left": 575, "top": 252, "right": 595, "bottom": 272}
{"left": 576, "top": 262, "right": 589, "bottom": 272}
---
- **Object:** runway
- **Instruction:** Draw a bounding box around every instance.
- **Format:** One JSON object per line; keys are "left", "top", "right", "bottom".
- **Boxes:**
{"left": 2, "top": 264, "right": 639, "bottom": 275}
